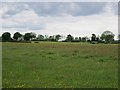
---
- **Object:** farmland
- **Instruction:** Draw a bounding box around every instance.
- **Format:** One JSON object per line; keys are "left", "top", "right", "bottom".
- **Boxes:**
{"left": 2, "top": 42, "right": 118, "bottom": 88}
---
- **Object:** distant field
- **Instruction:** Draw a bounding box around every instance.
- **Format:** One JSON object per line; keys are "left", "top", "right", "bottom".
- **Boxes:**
{"left": 2, "top": 42, "right": 118, "bottom": 88}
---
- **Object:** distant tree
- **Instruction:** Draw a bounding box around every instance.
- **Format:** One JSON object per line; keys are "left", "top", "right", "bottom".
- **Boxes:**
{"left": 30, "top": 32, "right": 36, "bottom": 40}
{"left": 96, "top": 37, "right": 99, "bottom": 42}
{"left": 37, "top": 34, "right": 44, "bottom": 41}
{"left": 91, "top": 34, "right": 98, "bottom": 44}
{"left": 74, "top": 37, "right": 79, "bottom": 42}
{"left": 91, "top": 34, "right": 96, "bottom": 41}
{"left": 101, "top": 30, "right": 114, "bottom": 43}
{"left": 66, "top": 34, "right": 74, "bottom": 42}
{"left": 85, "top": 36, "right": 89, "bottom": 41}
{"left": 118, "top": 34, "right": 120, "bottom": 41}
{"left": 24, "top": 32, "right": 36, "bottom": 41}
{"left": 24, "top": 33, "right": 31, "bottom": 41}
{"left": 96, "top": 35, "right": 100, "bottom": 41}
{"left": 75, "top": 37, "right": 79, "bottom": 40}
{"left": 55, "top": 35, "right": 61, "bottom": 41}
{"left": 0, "top": 36, "right": 2, "bottom": 42}
{"left": 78, "top": 37, "right": 81, "bottom": 41}
{"left": 13, "top": 32, "right": 22, "bottom": 41}
{"left": 81, "top": 37, "right": 87, "bottom": 42}
{"left": 2, "top": 32, "right": 11, "bottom": 42}
{"left": 49, "top": 36, "right": 53, "bottom": 41}
{"left": 49, "top": 35, "right": 56, "bottom": 41}
{"left": 44, "top": 35, "right": 49, "bottom": 41}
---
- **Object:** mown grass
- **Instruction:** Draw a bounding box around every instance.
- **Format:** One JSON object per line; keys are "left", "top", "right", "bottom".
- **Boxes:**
{"left": 2, "top": 42, "right": 118, "bottom": 88}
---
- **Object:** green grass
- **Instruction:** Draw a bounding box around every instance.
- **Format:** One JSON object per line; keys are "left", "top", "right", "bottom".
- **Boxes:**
{"left": 2, "top": 42, "right": 118, "bottom": 88}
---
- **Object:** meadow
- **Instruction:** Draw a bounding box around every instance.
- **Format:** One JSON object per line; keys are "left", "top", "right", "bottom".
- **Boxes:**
{"left": 2, "top": 42, "right": 118, "bottom": 88}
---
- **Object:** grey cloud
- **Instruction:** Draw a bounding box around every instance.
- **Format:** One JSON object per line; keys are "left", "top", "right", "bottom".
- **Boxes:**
{"left": 2, "top": 2, "right": 117, "bottom": 17}
{"left": 28, "top": 2, "right": 107, "bottom": 16}
{"left": 2, "top": 2, "right": 30, "bottom": 18}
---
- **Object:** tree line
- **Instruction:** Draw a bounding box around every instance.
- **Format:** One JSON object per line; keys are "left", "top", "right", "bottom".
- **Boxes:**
{"left": 0, "top": 30, "right": 120, "bottom": 44}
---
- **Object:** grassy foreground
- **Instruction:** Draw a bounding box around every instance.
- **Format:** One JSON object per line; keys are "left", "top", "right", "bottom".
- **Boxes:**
{"left": 2, "top": 42, "right": 118, "bottom": 88}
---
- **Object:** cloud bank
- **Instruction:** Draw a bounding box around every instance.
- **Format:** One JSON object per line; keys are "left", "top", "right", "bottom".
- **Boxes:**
{"left": 1, "top": 2, "right": 118, "bottom": 39}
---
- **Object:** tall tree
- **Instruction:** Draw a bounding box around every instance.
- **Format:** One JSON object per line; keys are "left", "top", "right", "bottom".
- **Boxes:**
{"left": 37, "top": 34, "right": 44, "bottom": 41}
{"left": 23, "top": 33, "right": 31, "bottom": 41}
{"left": 49, "top": 36, "right": 53, "bottom": 41}
{"left": 13, "top": 32, "right": 22, "bottom": 41}
{"left": 66, "top": 34, "right": 74, "bottom": 42}
{"left": 91, "top": 34, "right": 96, "bottom": 41}
{"left": 49, "top": 36, "right": 55, "bottom": 41}
{"left": 55, "top": 35, "right": 61, "bottom": 41}
{"left": 24, "top": 32, "right": 36, "bottom": 41}
{"left": 81, "top": 37, "right": 87, "bottom": 42}
{"left": 74, "top": 37, "right": 79, "bottom": 42}
{"left": 30, "top": 32, "right": 36, "bottom": 40}
{"left": 101, "top": 30, "right": 114, "bottom": 43}
{"left": 79, "top": 37, "right": 81, "bottom": 41}
{"left": 2, "top": 32, "right": 11, "bottom": 42}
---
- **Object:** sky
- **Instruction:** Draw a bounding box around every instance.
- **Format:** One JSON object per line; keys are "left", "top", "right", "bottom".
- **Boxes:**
{"left": 0, "top": 1, "right": 119, "bottom": 39}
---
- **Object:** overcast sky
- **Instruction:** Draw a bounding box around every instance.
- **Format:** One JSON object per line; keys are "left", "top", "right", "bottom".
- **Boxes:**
{"left": 0, "top": 2, "right": 118, "bottom": 39}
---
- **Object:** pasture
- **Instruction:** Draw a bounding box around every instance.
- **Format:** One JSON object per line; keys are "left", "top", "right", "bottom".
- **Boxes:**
{"left": 2, "top": 42, "right": 118, "bottom": 88}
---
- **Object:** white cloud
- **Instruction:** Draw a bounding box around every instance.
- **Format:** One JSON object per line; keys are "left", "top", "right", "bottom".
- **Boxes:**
{"left": 2, "top": 9, "right": 45, "bottom": 30}
{"left": 36, "top": 14, "right": 117, "bottom": 38}
{"left": 0, "top": 3, "right": 10, "bottom": 18}
{"left": 10, "top": 9, "right": 40, "bottom": 23}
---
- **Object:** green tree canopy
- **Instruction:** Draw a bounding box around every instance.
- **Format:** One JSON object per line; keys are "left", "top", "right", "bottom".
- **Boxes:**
{"left": 24, "top": 33, "right": 31, "bottom": 41}
{"left": 30, "top": 32, "right": 36, "bottom": 40}
{"left": 13, "top": 32, "right": 22, "bottom": 41}
{"left": 2, "top": 32, "right": 11, "bottom": 42}
{"left": 101, "top": 30, "right": 114, "bottom": 43}
{"left": 24, "top": 32, "right": 36, "bottom": 41}
{"left": 55, "top": 35, "right": 61, "bottom": 41}
{"left": 91, "top": 34, "right": 96, "bottom": 41}
{"left": 37, "top": 34, "right": 44, "bottom": 41}
{"left": 66, "top": 34, "right": 74, "bottom": 42}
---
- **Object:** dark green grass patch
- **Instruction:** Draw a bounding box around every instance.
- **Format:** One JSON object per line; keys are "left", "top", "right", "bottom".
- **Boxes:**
{"left": 2, "top": 42, "right": 118, "bottom": 88}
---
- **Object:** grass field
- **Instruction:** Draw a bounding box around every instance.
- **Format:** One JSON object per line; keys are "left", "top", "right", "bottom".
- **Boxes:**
{"left": 2, "top": 42, "right": 118, "bottom": 88}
